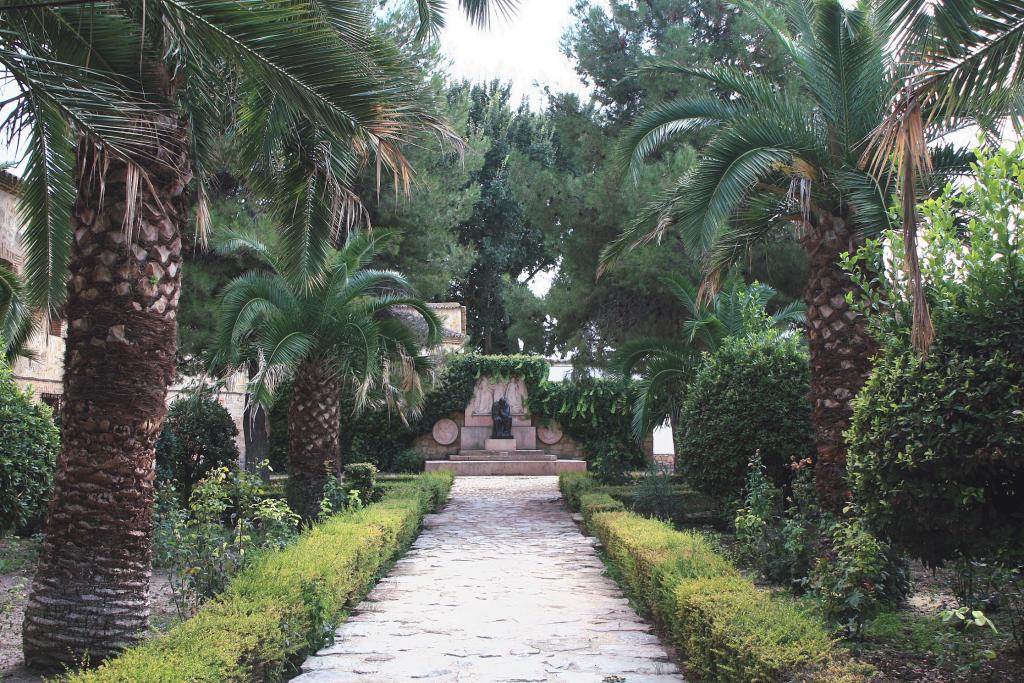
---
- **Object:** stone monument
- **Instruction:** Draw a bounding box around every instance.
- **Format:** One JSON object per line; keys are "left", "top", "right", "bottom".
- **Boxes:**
{"left": 424, "top": 373, "right": 586, "bottom": 475}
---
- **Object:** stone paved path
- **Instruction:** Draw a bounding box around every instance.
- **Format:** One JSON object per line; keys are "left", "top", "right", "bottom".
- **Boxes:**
{"left": 294, "top": 477, "right": 684, "bottom": 683}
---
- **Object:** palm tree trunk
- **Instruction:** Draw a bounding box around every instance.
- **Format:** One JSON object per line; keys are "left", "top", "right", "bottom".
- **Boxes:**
{"left": 22, "top": 122, "right": 189, "bottom": 669}
{"left": 287, "top": 357, "right": 341, "bottom": 520}
{"left": 804, "top": 212, "right": 876, "bottom": 512}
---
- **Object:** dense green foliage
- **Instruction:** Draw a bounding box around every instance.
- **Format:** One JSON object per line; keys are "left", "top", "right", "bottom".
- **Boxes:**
{"left": 531, "top": 376, "right": 645, "bottom": 483}
{"left": 676, "top": 332, "right": 813, "bottom": 498}
{"left": 560, "top": 474, "right": 866, "bottom": 682}
{"left": 0, "top": 340, "right": 60, "bottom": 535}
{"left": 846, "top": 146, "right": 1024, "bottom": 568}
{"left": 69, "top": 472, "right": 453, "bottom": 682}
{"left": 342, "top": 463, "right": 383, "bottom": 507}
{"left": 153, "top": 467, "right": 298, "bottom": 613}
{"left": 156, "top": 389, "right": 241, "bottom": 505}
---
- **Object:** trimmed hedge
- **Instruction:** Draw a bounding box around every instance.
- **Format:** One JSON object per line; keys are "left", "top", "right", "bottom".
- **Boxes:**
{"left": 560, "top": 473, "right": 868, "bottom": 682}
{"left": 578, "top": 492, "right": 624, "bottom": 530}
{"left": 558, "top": 471, "right": 596, "bottom": 511}
{"left": 68, "top": 472, "right": 454, "bottom": 682}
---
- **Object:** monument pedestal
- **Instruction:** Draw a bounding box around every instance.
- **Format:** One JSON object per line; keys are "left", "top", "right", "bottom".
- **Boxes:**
{"left": 484, "top": 438, "right": 517, "bottom": 452}
{"left": 424, "top": 373, "right": 586, "bottom": 476}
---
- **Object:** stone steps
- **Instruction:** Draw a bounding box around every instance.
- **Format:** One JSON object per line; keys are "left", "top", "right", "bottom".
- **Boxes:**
{"left": 425, "top": 459, "right": 587, "bottom": 476}
{"left": 449, "top": 450, "right": 555, "bottom": 462}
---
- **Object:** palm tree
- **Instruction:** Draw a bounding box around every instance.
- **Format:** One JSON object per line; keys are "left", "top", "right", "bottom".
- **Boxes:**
{"left": 2, "top": 0, "right": 454, "bottom": 668}
{"left": 871, "top": 0, "right": 1024, "bottom": 351}
{"left": 212, "top": 232, "right": 441, "bottom": 520}
{"left": 603, "top": 0, "right": 972, "bottom": 510}
{"left": 0, "top": 263, "right": 33, "bottom": 362}
{"left": 613, "top": 274, "right": 804, "bottom": 441}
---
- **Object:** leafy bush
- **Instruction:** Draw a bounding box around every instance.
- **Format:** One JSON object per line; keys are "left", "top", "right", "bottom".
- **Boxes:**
{"left": 734, "top": 457, "right": 819, "bottom": 589}
{"left": 68, "top": 472, "right": 454, "bottom": 682}
{"left": 811, "top": 516, "right": 908, "bottom": 637}
{"left": 676, "top": 331, "right": 813, "bottom": 499}
{"left": 392, "top": 449, "right": 424, "bottom": 473}
{"left": 154, "top": 467, "right": 299, "bottom": 614}
{"left": 156, "top": 387, "right": 240, "bottom": 504}
{"left": 587, "top": 509, "right": 864, "bottom": 681}
{"left": 343, "top": 462, "right": 382, "bottom": 506}
{"left": 0, "top": 341, "right": 60, "bottom": 535}
{"left": 845, "top": 145, "right": 1024, "bottom": 569}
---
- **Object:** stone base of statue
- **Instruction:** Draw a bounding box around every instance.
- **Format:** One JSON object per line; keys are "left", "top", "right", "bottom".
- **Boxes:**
{"left": 484, "top": 438, "right": 518, "bottom": 452}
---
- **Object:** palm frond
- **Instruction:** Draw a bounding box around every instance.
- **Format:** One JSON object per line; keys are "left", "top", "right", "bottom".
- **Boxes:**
{"left": 618, "top": 97, "right": 737, "bottom": 184}
{"left": 0, "top": 263, "right": 37, "bottom": 362}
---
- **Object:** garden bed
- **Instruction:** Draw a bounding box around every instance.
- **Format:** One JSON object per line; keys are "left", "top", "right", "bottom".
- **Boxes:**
{"left": 563, "top": 473, "right": 1024, "bottom": 681}
{"left": 1, "top": 472, "right": 451, "bottom": 683}
{"left": 0, "top": 539, "right": 181, "bottom": 683}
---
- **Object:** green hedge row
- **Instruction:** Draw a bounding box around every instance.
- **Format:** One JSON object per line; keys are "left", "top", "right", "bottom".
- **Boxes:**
{"left": 69, "top": 472, "right": 454, "bottom": 682}
{"left": 561, "top": 474, "right": 869, "bottom": 683}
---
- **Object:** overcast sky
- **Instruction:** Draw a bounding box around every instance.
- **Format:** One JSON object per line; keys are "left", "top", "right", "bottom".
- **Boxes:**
{"left": 439, "top": 0, "right": 605, "bottom": 106}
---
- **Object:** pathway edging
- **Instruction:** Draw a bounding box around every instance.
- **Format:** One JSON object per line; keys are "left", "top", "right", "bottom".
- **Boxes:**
{"left": 294, "top": 476, "right": 684, "bottom": 682}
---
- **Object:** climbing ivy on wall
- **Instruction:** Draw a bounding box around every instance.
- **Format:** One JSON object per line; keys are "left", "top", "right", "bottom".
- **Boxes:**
{"left": 530, "top": 377, "right": 646, "bottom": 483}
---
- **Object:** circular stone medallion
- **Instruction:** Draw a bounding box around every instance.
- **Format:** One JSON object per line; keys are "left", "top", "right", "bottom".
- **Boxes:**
{"left": 537, "top": 423, "right": 563, "bottom": 445}
{"left": 432, "top": 418, "right": 459, "bottom": 445}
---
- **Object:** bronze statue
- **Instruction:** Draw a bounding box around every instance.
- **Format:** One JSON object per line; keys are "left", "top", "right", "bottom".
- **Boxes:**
{"left": 491, "top": 397, "right": 513, "bottom": 439}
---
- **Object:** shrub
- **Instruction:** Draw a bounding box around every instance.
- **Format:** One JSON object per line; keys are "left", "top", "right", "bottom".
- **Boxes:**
{"left": 392, "top": 449, "right": 424, "bottom": 473}
{"left": 578, "top": 491, "right": 624, "bottom": 530}
{"left": 587, "top": 509, "right": 861, "bottom": 681}
{"left": 67, "top": 472, "right": 454, "bottom": 682}
{"left": 157, "top": 387, "right": 240, "bottom": 504}
{"left": 811, "top": 516, "right": 909, "bottom": 637}
{"left": 0, "top": 341, "right": 60, "bottom": 535}
{"left": 632, "top": 463, "right": 677, "bottom": 520}
{"left": 343, "top": 462, "right": 382, "bottom": 506}
{"left": 558, "top": 472, "right": 596, "bottom": 511}
{"left": 734, "top": 457, "right": 819, "bottom": 589}
{"left": 154, "top": 467, "right": 299, "bottom": 613}
{"left": 845, "top": 145, "right": 1024, "bottom": 569}
{"left": 676, "top": 331, "right": 813, "bottom": 499}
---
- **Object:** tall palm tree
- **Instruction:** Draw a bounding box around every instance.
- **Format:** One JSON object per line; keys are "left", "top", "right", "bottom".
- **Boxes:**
{"left": 212, "top": 232, "right": 441, "bottom": 520}
{"left": 2, "top": 0, "right": 451, "bottom": 668}
{"left": 871, "top": 0, "right": 1024, "bottom": 351}
{"left": 603, "top": 0, "right": 972, "bottom": 510}
{"left": 613, "top": 274, "right": 804, "bottom": 441}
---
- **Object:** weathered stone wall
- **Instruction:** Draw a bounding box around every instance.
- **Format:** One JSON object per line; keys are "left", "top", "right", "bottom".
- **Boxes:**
{"left": 413, "top": 411, "right": 464, "bottom": 460}
{"left": 544, "top": 435, "right": 585, "bottom": 460}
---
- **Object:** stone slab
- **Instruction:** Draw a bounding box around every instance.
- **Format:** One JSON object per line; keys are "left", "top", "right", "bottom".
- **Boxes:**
{"left": 485, "top": 438, "right": 517, "bottom": 451}
{"left": 462, "top": 426, "right": 537, "bottom": 450}
{"left": 512, "top": 425, "right": 537, "bottom": 449}
{"left": 425, "top": 460, "right": 587, "bottom": 476}
{"left": 450, "top": 450, "right": 554, "bottom": 462}
{"left": 293, "top": 477, "right": 680, "bottom": 683}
